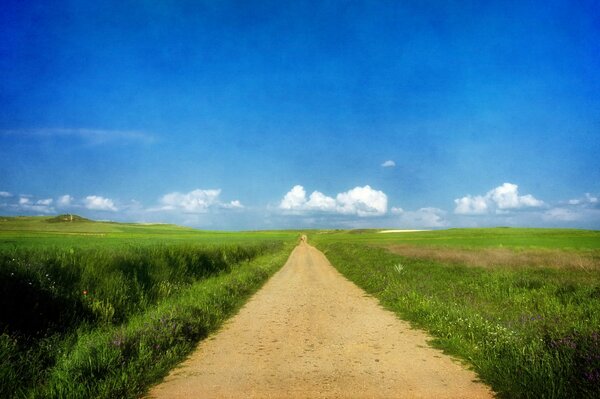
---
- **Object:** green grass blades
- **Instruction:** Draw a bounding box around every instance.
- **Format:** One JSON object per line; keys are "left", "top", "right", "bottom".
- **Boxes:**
{"left": 1, "top": 244, "right": 293, "bottom": 398}
{"left": 1, "top": 243, "right": 283, "bottom": 336}
{"left": 35, "top": 247, "right": 291, "bottom": 398}
{"left": 313, "top": 235, "right": 600, "bottom": 398}
{"left": 0, "top": 217, "right": 297, "bottom": 398}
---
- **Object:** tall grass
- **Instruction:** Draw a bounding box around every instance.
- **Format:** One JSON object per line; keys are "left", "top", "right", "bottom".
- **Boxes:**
{"left": 316, "top": 241, "right": 600, "bottom": 398}
{"left": 1, "top": 243, "right": 280, "bottom": 331}
{"left": 0, "top": 241, "right": 290, "bottom": 398}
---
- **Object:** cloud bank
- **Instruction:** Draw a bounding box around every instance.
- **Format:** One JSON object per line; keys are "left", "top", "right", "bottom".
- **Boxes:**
{"left": 542, "top": 193, "right": 599, "bottom": 223}
{"left": 279, "top": 185, "right": 388, "bottom": 217}
{"left": 0, "top": 193, "right": 119, "bottom": 214}
{"left": 13, "top": 196, "right": 55, "bottom": 214}
{"left": 392, "top": 207, "right": 447, "bottom": 228}
{"left": 157, "top": 189, "right": 243, "bottom": 213}
{"left": 84, "top": 195, "right": 118, "bottom": 211}
{"left": 454, "top": 183, "right": 544, "bottom": 215}
{"left": 57, "top": 195, "right": 73, "bottom": 207}
{"left": 0, "top": 184, "right": 597, "bottom": 229}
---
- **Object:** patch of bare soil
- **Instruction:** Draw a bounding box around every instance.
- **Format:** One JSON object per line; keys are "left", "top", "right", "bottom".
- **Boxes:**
{"left": 147, "top": 243, "right": 494, "bottom": 398}
{"left": 387, "top": 245, "right": 599, "bottom": 270}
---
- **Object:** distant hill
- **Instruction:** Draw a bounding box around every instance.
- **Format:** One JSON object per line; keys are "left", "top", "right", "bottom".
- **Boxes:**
{"left": 0, "top": 215, "right": 195, "bottom": 234}
{"left": 47, "top": 214, "right": 91, "bottom": 223}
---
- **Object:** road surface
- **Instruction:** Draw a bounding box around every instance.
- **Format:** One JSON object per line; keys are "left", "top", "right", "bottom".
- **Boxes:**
{"left": 148, "top": 241, "right": 493, "bottom": 398}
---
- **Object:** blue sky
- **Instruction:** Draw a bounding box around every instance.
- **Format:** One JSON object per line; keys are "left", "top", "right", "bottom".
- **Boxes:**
{"left": 1, "top": 0, "right": 599, "bottom": 229}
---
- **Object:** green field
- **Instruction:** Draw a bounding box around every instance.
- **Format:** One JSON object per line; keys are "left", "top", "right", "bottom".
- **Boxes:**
{"left": 0, "top": 215, "right": 296, "bottom": 249}
{"left": 312, "top": 228, "right": 600, "bottom": 398}
{"left": 2, "top": 218, "right": 599, "bottom": 398}
{"left": 314, "top": 228, "right": 600, "bottom": 249}
{"left": 0, "top": 216, "right": 298, "bottom": 398}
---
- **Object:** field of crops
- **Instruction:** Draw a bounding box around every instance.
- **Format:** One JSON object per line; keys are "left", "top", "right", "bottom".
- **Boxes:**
{"left": 312, "top": 228, "right": 600, "bottom": 398}
{"left": 0, "top": 216, "right": 297, "bottom": 398}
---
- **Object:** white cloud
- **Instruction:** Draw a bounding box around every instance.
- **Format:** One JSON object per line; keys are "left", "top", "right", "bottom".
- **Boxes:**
{"left": 57, "top": 195, "right": 73, "bottom": 207}
{"left": 279, "top": 185, "right": 387, "bottom": 217}
{"left": 279, "top": 185, "right": 307, "bottom": 210}
{"left": 278, "top": 186, "right": 339, "bottom": 213}
{"left": 381, "top": 160, "right": 396, "bottom": 168}
{"left": 306, "top": 191, "right": 337, "bottom": 212}
{"left": 398, "top": 207, "right": 447, "bottom": 228}
{"left": 1, "top": 195, "right": 56, "bottom": 214}
{"left": 454, "top": 183, "right": 544, "bottom": 215}
{"left": 567, "top": 193, "right": 598, "bottom": 206}
{"left": 160, "top": 189, "right": 220, "bottom": 213}
{"left": 84, "top": 195, "right": 117, "bottom": 211}
{"left": 221, "top": 200, "right": 244, "bottom": 209}
{"left": 390, "top": 207, "right": 404, "bottom": 215}
{"left": 454, "top": 195, "right": 488, "bottom": 215}
{"left": 0, "top": 191, "right": 12, "bottom": 198}
{"left": 545, "top": 193, "right": 600, "bottom": 224}
{"left": 488, "top": 183, "right": 544, "bottom": 209}
{"left": 336, "top": 186, "right": 388, "bottom": 216}
{"left": 543, "top": 208, "right": 580, "bottom": 222}
{"left": 157, "top": 189, "right": 242, "bottom": 213}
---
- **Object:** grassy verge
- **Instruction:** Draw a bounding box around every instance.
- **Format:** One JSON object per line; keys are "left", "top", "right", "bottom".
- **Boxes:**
{"left": 1, "top": 242, "right": 282, "bottom": 331}
{"left": 314, "top": 240, "right": 600, "bottom": 398}
{"left": 1, "top": 240, "right": 293, "bottom": 398}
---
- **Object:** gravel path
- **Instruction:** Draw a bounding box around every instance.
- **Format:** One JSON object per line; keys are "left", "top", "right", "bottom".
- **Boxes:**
{"left": 148, "top": 242, "right": 494, "bottom": 398}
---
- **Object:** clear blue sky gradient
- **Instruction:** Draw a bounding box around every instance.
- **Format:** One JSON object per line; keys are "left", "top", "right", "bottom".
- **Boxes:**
{"left": 1, "top": 1, "right": 599, "bottom": 229}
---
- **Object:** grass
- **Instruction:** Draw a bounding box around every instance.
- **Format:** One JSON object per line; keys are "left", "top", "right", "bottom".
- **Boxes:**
{"left": 34, "top": 247, "right": 291, "bottom": 398}
{"left": 0, "top": 215, "right": 297, "bottom": 398}
{"left": 4, "top": 218, "right": 599, "bottom": 397}
{"left": 312, "top": 228, "right": 600, "bottom": 398}
{"left": 1, "top": 242, "right": 282, "bottom": 333}
{"left": 316, "top": 227, "right": 600, "bottom": 249}
{"left": 386, "top": 245, "right": 599, "bottom": 270}
{"left": 0, "top": 215, "right": 297, "bottom": 249}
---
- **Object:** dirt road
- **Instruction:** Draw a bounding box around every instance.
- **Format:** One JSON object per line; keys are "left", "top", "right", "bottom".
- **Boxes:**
{"left": 148, "top": 242, "right": 494, "bottom": 398}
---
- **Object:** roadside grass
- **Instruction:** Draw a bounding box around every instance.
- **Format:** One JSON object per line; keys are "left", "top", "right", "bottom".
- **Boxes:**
{"left": 33, "top": 246, "right": 292, "bottom": 398}
{"left": 1, "top": 242, "right": 282, "bottom": 333}
{"left": 0, "top": 216, "right": 297, "bottom": 398}
{"left": 314, "top": 231, "right": 600, "bottom": 398}
{"left": 1, "top": 243, "right": 293, "bottom": 398}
